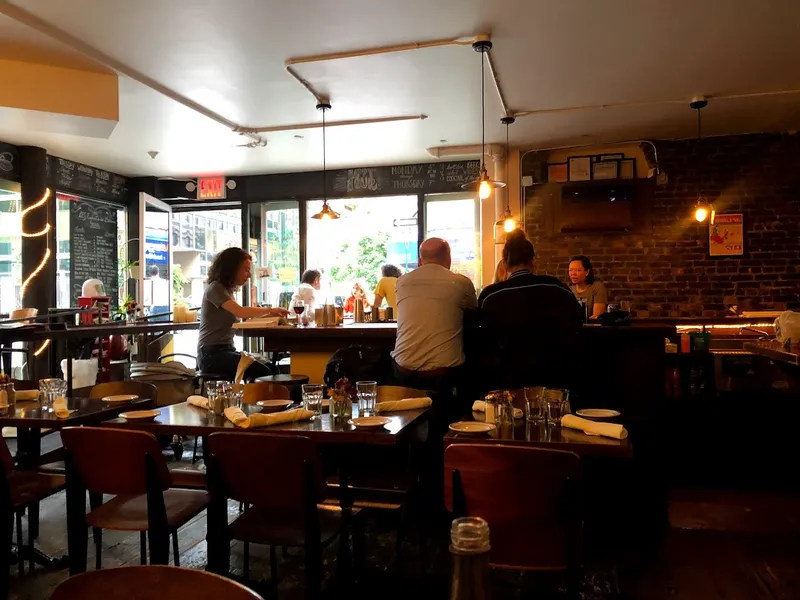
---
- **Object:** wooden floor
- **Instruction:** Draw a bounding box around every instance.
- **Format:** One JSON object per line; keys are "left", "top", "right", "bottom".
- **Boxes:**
{"left": 5, "top": 438, "right": 800, "bottom": 599}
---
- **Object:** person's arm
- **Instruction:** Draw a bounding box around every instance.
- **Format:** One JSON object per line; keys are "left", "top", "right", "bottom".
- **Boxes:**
{"left": 462, "top": 279, "right": 479, "bottom": 311}
{"left": 220, "top": 300, "right": 287, "bottom": 320}
{"left": 590, "top": 283, "right": 609, "bottom": 319}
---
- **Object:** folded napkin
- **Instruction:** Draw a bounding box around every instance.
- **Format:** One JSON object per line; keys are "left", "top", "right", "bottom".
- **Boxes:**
{"left": 376, "top": 397, "right": 432, "bottom": 413}
{"left": 224, "top": 406, "right": 313, "bottom": 429}
{"left": 53, "top": 396, "right": 73, "bottom": 419}
{"left": 187, "top": 395, "right": 209, "bottom": 409}
{"left": 561, "top": 414, "right": 628, "bottom": 440}
{"left": 234, "top": 352, "right": 255, "bottom": 383}
{"left": 15, "top": 389, "right": 39, "bottom": 401}
{"left": 471, "top": 400, "right": 523, "bottom": 420}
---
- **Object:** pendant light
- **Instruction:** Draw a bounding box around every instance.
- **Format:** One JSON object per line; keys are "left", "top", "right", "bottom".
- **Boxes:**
{"left": 462, "top": 39, "right": 505, "bottom": 199}
{"left": 690, "top": 96, "right": 714, "bottom": 224}
{"left": 493, "top": 116, "right": 518, "bottom": 243}
{"left": 311, "top": 102, "right": 340, "bottom": 220}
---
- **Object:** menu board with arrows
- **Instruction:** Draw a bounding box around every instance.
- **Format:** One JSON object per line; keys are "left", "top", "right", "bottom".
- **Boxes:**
{"left": 69, "top": 198, "right": 119, "bottom": 308}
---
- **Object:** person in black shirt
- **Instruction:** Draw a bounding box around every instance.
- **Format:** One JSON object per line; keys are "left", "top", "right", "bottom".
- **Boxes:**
{"left": 477, "top": 230, "right": 583, "bottom": 390}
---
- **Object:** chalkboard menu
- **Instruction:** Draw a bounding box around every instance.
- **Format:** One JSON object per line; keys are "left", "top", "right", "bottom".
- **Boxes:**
{"left": 0, "top": 141, "right": 19, "bottom": 182}
{"left": 49, "top": 156, "right": 127, "bottom": 203}
{"left": 70, "top": 198, "right": 119, "bottom": 308}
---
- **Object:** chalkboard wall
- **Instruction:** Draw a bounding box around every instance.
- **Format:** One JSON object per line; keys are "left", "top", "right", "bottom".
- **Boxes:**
{"left": 49, "top": 156, "right": 127, "bottom": 204}
{"left": 69, "top": 198, "right": 119, "bottom": 308}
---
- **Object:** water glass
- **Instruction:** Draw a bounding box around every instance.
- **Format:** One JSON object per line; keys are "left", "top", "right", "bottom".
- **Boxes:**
{"left": 356, "top": 381, "right": 377, "bottom": 416}
{"left": 39, "top": 378, "right": 67, "bottom": 411}
{"left": 523, "top": 386, "right": 547, "bottom": 423}
{"left": 230, "top": 385, "right": 244, "bottom": 409}
{"left": 302, "top": 384, "right": 324, "bottom": 418}
{"left": 208, "top": 381, "right": 231, "bottom": 415}
{"left": 544, "top": 388, "right": 571, "bottom": 426}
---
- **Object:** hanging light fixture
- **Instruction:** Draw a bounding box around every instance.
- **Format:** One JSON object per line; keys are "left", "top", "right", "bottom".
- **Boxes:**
{"left": 462, "top": 38, "right": 505, "bottom": 200}
{"left": 311, "top": 102, "right": 340, "bottom": 220}
{"left": 493, "top": 116, "right": 518, "bottom": 243}
{"left": 690, "top": 96, "right": 714, "bottom": 224}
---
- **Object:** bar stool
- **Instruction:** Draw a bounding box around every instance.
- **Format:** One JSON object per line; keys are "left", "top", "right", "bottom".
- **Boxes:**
{"left": 254, "top": 374, "right": 310, "bottom": 403}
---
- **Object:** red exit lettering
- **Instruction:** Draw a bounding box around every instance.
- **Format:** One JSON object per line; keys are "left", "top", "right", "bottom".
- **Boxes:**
{"left": 197, "top": 176, "right": 226, "bottom": 200}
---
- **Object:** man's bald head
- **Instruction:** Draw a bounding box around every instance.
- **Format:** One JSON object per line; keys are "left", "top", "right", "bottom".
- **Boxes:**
{"left": 419, "top": 237, "right": 451, "bottom": 268}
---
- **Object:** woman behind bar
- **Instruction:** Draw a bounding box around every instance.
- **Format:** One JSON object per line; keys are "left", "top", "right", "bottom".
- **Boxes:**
{"left": 568, "top": 255, "right": 608, "bottom": 319}
{"left": 197, "top": 248, "right": 287, "bottom": 380}
{"left": 373, "top": 264, "right": 402, "bottom": 311}
{"left": 344, "top": 280, "right": 371, "bottom": 314}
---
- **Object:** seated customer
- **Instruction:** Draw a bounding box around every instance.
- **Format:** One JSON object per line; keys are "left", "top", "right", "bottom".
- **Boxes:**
{"left": 478, "top": 231, "right": 583, "bottom": 390}
{"left": 373, "top": 264, "right": 402, "bottom": 312}
{"left": 343, "top": 280, "right": 371, "bottom": 313}
{"left": 198, "top": 248, "right": 287, "bottom": 381}
{"left": 290, "top": 269, "right": 321, "bottom": 313}
{"left": 568, "top": 255, "right": 608, "bottom": 318}
{"left": 392, "top": 238, "right": 477, "bottom": 411}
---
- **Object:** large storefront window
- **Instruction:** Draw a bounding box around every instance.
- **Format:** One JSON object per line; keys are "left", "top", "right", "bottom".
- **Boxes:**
{"left": 306, "top": 195, "right": 418, "bottom": 301}
{"left": 0, "top": 178, "right": 21, "bottom": 314}
{"left": 425, "top": 193, "right": 481, "bottom": 287}
{"left": 249, "top": 202, "right": 299, "bottom": 308}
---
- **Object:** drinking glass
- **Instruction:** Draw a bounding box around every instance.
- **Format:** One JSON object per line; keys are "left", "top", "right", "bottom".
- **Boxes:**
{"left": 544, "top": 388, "right": 571, "bottom": 426}
{"left": 204, "top": 380, "right": 218, "bottom": 408}
{"left": 356, "top": 381, "right": 377, "bottom": 416}
{"left": 293, "top": 299, "right": 305, "bottom": 328}
{"left": 209, "top": 381, "right": 231, "bottom": 415}
{"left": 620, "top": 300, "right": 632, "bottom": 313}
{"left": 523, "top": 386, "right": 546, "bottom": 423}
{"left": 302, "top": 384, "right": 324, "bottom": 418}
{"left": 230, "top": 385, "right": 244, "bottom": 409}
{"left": 39, "top": 378, "right": 67, "bottom": 410}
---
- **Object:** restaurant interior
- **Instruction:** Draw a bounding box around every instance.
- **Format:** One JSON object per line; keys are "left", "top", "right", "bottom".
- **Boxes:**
{"left": 1, "top": 1, "right": 800, "bottom": 598}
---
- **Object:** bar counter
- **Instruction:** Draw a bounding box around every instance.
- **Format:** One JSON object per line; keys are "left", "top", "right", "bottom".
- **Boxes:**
{"left": 743, "top": 340, "right": 800, "bottom": 367}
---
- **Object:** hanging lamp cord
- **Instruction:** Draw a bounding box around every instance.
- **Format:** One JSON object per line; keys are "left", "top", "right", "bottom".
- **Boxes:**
{"left": 505, "top": 120, "right": 511, "bottom": 213}
{"left": 322, "top": 106, "right": 327, "bottom": 205}
{"left": 480, "top": 50, "right": 486, "bottom": 172}
{"left": 696, "top": 107, "right": 703, "bottom": 200}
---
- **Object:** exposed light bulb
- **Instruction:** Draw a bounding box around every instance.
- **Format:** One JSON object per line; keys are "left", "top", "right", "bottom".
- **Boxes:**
{"left": 695, "top": 206, "right": 709, "bottom": 222}
{"left": 478, "top": 179, "right": 491, "bottom": 200}
{"left": 503, "top": 217, "right": 517, "bottom": 232}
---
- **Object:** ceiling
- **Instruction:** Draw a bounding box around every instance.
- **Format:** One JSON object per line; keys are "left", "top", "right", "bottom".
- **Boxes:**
{"left": 0, "top": 0, "right": 799, "bottom": 177}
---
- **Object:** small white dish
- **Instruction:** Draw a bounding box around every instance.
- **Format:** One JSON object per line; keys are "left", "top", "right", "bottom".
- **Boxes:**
{"left": 348, "top": 416, "right": 391, "bottom": 429}
{"left": 102, "top": 394, "right": 139, "bottom": 403}
{"left": 576, "top": 409, "right": 620, "bottom": 420}
{"left": 257, "top": 400, "right": 292, "bottom": 412}
{"left": 449, "top": 421, "right": 495, "bottom": 435}
{"left": 119, "top": 409, "right": 160, "bottom": 421}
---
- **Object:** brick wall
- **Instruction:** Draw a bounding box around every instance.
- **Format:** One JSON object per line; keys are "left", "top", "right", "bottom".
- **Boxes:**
{"left": 523, "top": 133, "right": 800, "bottom": 317}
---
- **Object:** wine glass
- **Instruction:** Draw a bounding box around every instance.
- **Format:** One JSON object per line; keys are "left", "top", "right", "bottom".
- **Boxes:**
{"left": 293, "top": 299, "right": 305, "bottom": 328}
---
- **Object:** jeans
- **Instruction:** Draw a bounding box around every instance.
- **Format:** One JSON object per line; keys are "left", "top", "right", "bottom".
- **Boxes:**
{"left": 197, "top": 345, "right": 276, "bottom": 381}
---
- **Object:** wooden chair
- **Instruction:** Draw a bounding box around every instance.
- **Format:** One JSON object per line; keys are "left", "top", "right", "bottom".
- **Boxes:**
{"left": 238, "top": 381, "right": 291, "bottom": 405}
{"left": 89, "top": 381, "right": 158, "bottom": 402}
{"left": 444, "top": 444, "right": 583, "bottom": 598}
{"left": 254, "top": 374, "right": 309, "bottom": 402}
{"left": 61, "top": 427, "right": 209, "bottom": 574}
{"left": 206, "top": 432, "right": 363, "bottom": 599}
{"left": 51, "top": 565, "right": 264, "bottom": 599}
{"left": 0, "top": 437, "right": 64, "bottom": 583}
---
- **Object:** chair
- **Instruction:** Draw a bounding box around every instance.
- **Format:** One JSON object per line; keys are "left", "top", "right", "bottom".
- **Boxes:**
{"left": 254, "top": 374, "right": 309, "bottom": 402}
{"left": 239, "top": 381, "right": 291, "bottom": 405}
{"left": 444, "top": 444, "right": 583, "bottom": 597}
{"left": 51, "top": 565, "right": 264, "bottom": 599}
{"left": 89, "top": 381, "right": 158, "bottom": 403}
{"left": 61, "top": 427, "right": 209, "bottom": 574}
{"left": 0, "top": 437, "right": 64, "bottom": 583}
{"left": 206, "top": 432, "right": 363, "bottom": 599}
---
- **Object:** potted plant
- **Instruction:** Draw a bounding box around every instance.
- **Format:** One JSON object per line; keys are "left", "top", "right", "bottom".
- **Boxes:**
{"left": 328, "top": 377, "right": 355, "bottom": 419}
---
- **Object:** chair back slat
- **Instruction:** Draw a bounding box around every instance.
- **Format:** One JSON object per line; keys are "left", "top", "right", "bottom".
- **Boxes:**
{"left": 0, "top": 438, "right": 14, "bottom": 473}
{"left": 61, "top": 427, "right": 172, "bottom": 495}
{"left": 89, "top": 381, "right": 158, "bottom": 403}
{"left": 207, "top": 432, "right": 322, "bottom": 510}
{"left": 376, "top": 386, "right": 428, "bottom": 402}
{"left": 444, "top": 443, "right": 581, "bottom": 570}
{"left": 236, "top": 382, "right": 291, "bottom": 405}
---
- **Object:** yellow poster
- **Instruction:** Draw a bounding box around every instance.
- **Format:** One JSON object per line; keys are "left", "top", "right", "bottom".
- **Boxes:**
{"left": 278, "top": 267, "right": 298, "bottom": 283}
{"left": 709, "top": 213, "right": 743, "bottom": 256}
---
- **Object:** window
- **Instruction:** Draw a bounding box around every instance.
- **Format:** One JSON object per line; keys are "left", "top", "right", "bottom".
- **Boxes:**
{"left": 249, "top": 201, "right": 299, "bottom": 308}
{"left": 306, "top": 196, "right": 417, "bottom": 299}
{"left": 0, "top": 261, "right": 12, "bottom": 275}
{"left": 0, "top": 178, "right": 22, "bottom": 314}
{"left": 425, "top": 193, "right": 481, "bottom": 287}
{"left": 0, "top": 241, "right": 12, "bottom": 255}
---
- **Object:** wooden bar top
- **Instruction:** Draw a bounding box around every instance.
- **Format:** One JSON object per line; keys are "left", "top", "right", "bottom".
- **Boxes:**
{"left": 743, "top": 340, "right": 800, "bottom": 366}
{"left": 0, "top": 396, "right": 152, "bottom": 428}
{"left": 0, "top": 321, "right": 199, "bottom": 344}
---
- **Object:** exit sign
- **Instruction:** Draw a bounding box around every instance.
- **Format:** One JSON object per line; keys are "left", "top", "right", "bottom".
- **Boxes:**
{"left": 197, "top": 176, "right": 226, "bottom": 200}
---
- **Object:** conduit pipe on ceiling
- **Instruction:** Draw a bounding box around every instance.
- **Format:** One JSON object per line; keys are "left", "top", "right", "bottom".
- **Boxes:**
{"left": 425, "top": 143, "right": 505, "bottom": 160}
{"left": 239, "top": 114, "right": 428, "bottom": 134}
{"left": 284, "top": 34, "right": 486, "bottom": 103}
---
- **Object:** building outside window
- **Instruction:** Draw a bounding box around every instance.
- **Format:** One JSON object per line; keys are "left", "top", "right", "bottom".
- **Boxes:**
{"left": 0, "top": 178, "right": 21, "bottom": 314}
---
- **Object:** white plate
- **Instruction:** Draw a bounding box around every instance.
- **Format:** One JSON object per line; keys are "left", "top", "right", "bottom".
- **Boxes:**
{"left": 102, "top": 394, "right": 139, "bottom": 403}
{"left": 257, "top": 400, "right": 292, "bottom": 411}
{"left": 119, "top": 409, "right": 161, "bottom": 421}
{"left": 449, "top": 421, "right": 495, "bottom": 435}
{"left": 348, "top": 416, "right": 391, "bottom": 429}
{"left": 576, "top": 409, "right": 620, "bottom": 419}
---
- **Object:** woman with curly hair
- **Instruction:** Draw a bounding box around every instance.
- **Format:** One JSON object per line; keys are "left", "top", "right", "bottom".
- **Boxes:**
{"left": 197, "top": 247, "right": 287, "bottom": 380}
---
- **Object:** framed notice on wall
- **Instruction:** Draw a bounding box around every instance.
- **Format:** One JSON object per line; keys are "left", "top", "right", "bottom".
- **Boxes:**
{"left": 709, "top": 213, "right": 744, "bottom": 256}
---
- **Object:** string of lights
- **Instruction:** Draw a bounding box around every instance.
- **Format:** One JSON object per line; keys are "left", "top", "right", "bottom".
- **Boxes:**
{"left": 20, "top": 187, "right": 52, "bottom": 357}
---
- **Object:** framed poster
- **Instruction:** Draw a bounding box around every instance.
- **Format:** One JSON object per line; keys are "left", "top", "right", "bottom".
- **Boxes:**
{"left": 547, "top": 163, "right": 568, "bottom": 183}
{"left": 568, "top": 156, "right": 592, "bottom": 182}
{"left": 592, "top": 160, "right": 619, "bottom": 180}
{"left": 709, "top": 213, "right": 744, "bottom": 256}
{"left": 619, "top": 158, "right": 636, "bottom": 179}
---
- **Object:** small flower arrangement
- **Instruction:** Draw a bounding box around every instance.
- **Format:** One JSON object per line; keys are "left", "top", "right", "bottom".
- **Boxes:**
{"left": 328, "top": 377, "right": 355, "bottom": 418}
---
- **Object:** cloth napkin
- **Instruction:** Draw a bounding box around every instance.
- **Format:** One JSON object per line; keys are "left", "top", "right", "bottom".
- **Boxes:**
{"left": 15, "top": 389, "right": 39, "bottom": 401}
{"left": 561, "top": 414, "right": 628, "bottom": 440}
{"left": 53, "top": 396, "right": 73, "bottom": 419}
{"left": 224, "top": 406, "right": 313, "bottom": 429}
{"left": 187, "top": 395, "right": 209, "bottom": 409}
{"left": 234, "top": 352, "right": 254, "bottom": 383}
{"left": 375, "top": 397, "right": 432, "bottom": 413}
{"left": 471, "top": 400, "right": 523, "bottom": 420}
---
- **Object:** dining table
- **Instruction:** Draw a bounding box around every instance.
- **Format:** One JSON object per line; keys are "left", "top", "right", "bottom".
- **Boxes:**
{"left": 0, "top": 395, "right": 152, "bottom": 569}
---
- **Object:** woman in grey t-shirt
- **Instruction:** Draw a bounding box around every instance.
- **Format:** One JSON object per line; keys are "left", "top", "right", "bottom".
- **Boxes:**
{"left": 197, "top": 248, "right": 287, "bottom": 381}
{"left": 568, "top": 255, "right": 608, "bottom": 319}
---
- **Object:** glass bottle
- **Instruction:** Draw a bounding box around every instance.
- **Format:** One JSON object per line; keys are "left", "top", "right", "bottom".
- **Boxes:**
{"left": 0, "top": 379, "right": 15, "bottom": 417}
{"left": 450, "top": 516, "right": 491, "bottom": 600}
